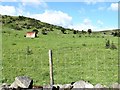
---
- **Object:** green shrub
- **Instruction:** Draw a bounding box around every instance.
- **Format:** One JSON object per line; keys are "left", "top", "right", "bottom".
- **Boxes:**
{"left": 105, "top": 39, "right": 110, "bottom": 49}
{"left": 110, "top": 42, "right": 117, "bottom": 50}
{"left": 82, "top": 43, "right": 86, "bottom": 46}
{"left": 12, "top": 43, "right": 16, "bottom": 45}
{"left": 41, "top": 29, "right": 47, "bottom": 35}
{"left": 26, "top": 46, "right": 33, "bottom": 55}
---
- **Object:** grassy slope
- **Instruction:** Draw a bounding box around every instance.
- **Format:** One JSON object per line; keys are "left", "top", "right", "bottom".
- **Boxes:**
{"left": 2, "top": 27, "right": 118, "bottom": 86}
{"left": 1, "top": 15, "right": 118, "bottom": 86}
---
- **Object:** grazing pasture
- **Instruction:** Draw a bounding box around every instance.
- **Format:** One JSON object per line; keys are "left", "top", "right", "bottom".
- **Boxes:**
{"left": 2, "top": 27, "right": 118, "bottom": 86}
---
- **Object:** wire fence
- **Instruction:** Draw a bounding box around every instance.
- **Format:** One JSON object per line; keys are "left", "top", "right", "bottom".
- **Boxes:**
{"left": 0, "top": 15, "right": 2, "bottom": 85}
{"left": 2, "top": 44, "right": 118, "bottom": 86}
{"left": 53, "top": 47, "right": 118, "bottom": 85}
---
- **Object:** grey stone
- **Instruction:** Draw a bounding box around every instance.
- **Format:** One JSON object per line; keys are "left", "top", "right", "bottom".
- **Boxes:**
{"left": 59, "top": 84, "right": 73, "bottom": 90}
{"left": 15, "top": 76, "right": 33, "bottom": 88}
{"left": 72, "top": 80, "right": 93, "bottom": 89}
{"left": 43, "top": 85, "right": 52, "bottom": 90}
{"left": 73, "top": 80, "right": 86, "bottom": 88}
{"left": 94, "top": 84, "right": 103, "bottom": 88}
{"left": 53, "top": 84, "right": 62, "bottom": 88}
{"left": 9, "top": 81, "right": 18, "bottom": 89}
{"left": 84, "top": 82, "right": 93, "bottom": 88}
{"left": 0, "top": 83, "right": 9, "bottom": 90}
{"left": 110, "top": 83, "right": 120, "bottom": 88}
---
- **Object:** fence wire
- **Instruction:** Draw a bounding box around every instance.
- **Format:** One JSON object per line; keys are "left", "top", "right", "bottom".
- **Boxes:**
{"left": 2, "top": 40, "right": 118, "bottom": 86}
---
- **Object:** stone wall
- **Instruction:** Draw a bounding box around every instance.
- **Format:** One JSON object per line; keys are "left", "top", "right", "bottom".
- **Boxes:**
{"left": 0, "top": 76, "right": 119, "bottom": 90}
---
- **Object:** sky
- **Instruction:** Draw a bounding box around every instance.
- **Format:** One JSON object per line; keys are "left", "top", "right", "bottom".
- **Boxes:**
{"left": 0, "top": 0, "right": 119, "bottom": 31}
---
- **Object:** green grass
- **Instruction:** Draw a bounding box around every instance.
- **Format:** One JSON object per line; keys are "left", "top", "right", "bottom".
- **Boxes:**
{"left": 2, "top": 27, "right": 118, "bottom": 86}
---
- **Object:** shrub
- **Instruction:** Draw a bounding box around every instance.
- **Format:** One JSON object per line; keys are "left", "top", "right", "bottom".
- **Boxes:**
{"left": 113, "top": 32, "right": 118, "bottom": 36}
{"left": 110, "top": 42, "right": 117, "bottom": 50}
{"left": 61, "top": 28, "right": 66, "bottom": 34}
{"left": 32, "top": 29, "right": 39, "bottom": 37}
{"left": 82, "top": 44, "right": 86, "bottom": 46}
{"left": 2, "top": 31, "right": 6, "bottom": 33}
{"left": 117, "top": 32, "right": 120, "bottom": 37}
{"left": 41, "top": 29, "right": 47, "bottom": 35}
{"left": 12, "top": 24, "right": 22, "bottom": 30}
{"left": 12, "top": 43, "right": 16, "bottom": 45}
{"left": 105, "top": 39, "right": 110, "bottom": 49}
{"left": 18, "top": 16, "right": 26, "bottom": 20}
{"left": 26, "top": 46, "right": 33, "bottom": 55}
{"left": 79, "top": 35, "right": 81, "bottom": 37}
{"left": 82, "top": 30, "right": 87, "bottom": 34}
{"left": 88, "top": 29, "right": 92, "bottom": 35}
{"left": 73, "top": 30, "right": 77, "bottom": 34}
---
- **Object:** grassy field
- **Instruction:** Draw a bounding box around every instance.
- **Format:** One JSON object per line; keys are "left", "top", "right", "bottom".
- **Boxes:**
{"left": 2, "top": 26, "right": 118, "bottom": 86}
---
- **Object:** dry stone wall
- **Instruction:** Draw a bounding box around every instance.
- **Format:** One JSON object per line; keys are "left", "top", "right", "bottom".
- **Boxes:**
{"left": 0, "top": 76, "right": 119, "bottom": 90}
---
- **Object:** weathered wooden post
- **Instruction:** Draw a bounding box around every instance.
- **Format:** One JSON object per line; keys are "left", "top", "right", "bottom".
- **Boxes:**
{"left": 49, "top": 50, "right": 54, "bottom": 86}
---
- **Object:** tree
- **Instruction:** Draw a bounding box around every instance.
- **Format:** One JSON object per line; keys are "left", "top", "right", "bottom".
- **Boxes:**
{"left": 117, "top": 32, "right": 120, "bottom": 37}
{"left": 41, "top": 29, "right": 47, "bottom": 35}
{"left": 61, "top": 28, "right": 66, "bottom": 34}
{"left": 18, "top": 16, "right": 25, "bottom": 20}
{"left": 32, "top": 29, "right": 39, "bottom": 37}
{"left": 73, "top": 30, "right": 77, "bottom": 34}
{"left": 82, "top": 30, "right": 86, "bottom": 34}
{"left": 88, "top": 29, "right": 92, "bottom": 35}
{"left": 113, "top": 32, "right": 118, "bottom": 36}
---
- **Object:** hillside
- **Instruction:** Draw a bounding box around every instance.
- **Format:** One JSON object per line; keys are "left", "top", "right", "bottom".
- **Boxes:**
{"left": 1, "top": 14, "right": 76, "bottom": 34}
{"left": 1, "top": 14, "right": 119, "bottom": 86}
{"left": 0, "top": 15, "right": 119, "bottom": 34}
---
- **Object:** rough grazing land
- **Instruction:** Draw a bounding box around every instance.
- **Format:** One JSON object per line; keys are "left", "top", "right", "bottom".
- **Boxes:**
{"left": 1, "top": 15, "right": 118, "bottom": 86}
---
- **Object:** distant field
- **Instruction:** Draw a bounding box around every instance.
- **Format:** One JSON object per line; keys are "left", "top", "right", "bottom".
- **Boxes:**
{"left": 2, "top": 27, "right": 118, "bottom": 86}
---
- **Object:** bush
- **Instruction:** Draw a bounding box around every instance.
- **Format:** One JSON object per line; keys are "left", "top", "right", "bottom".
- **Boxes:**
{"left": 110, "top": 42, "right": 117, "bottom": 50}
{"left": 88, "top": 29, "right": 92, "bottom": 35}
{"left": 61, "top": 29, "right": 66, "bottom": 34}
{"left": 73, "top": 30, "right": 77, "bottom": 34}
{"left": 12, "top": 24, "right": 22, "bottom": 30}
{"left": 79, "top": 35, "right": 81, "bottom": 37}
{"left": 117, "top": 32, "right": 120, "bottom": 37}
{"left": 32, "top": 29, "right": 39, "bottom": 37}
{"left": 26, "top": 46, "right": 33, "bottom": 55}
{"left": 82, "top": 30, "right": 86, "bottom": 34}
{"left": 105, "top": 39, "right": 110, "bottom": 49}
{"left": 41, "top": 29, "right": 47, "bottom": 35}
{"left": 12, "top": 43, "right": 16, "bottom": 45}
{"left": 82, "top": 44, "right": 86, "bottom": 46}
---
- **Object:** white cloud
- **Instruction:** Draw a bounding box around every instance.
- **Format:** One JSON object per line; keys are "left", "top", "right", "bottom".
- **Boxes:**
{"left": 84, "top": 0, "right": 105, "bottom": 5}
{"left": 83, "top": 18, "right": 91, "bottom": 25}
{"left": 68, "top": 23, "right": 96, "bottom": 31}
{"left": 20, "top": 0, "right": 48, "bottom": 8}
{"left": 0, "top": 0, "right": 17, "bottom": 2}
{"left": 68, "top": 18, "right": 97, "bottom": 31}
{"left": 96, "top": 27, "right": 118, "bottom": 31}
{"left": 0, "top": 5, "right": 16, "bottom": 15}
{"left": 108, "top": 3, "right": 118, "bottom": 11}
{"left": 97, "top": 20, "right": 103, "bottom": 25}
{"left": 27, "top": 10, "right": 72, "bottom": 28}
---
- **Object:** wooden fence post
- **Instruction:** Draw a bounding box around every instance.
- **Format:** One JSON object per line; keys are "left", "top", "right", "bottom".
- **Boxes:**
{"left": 49, "top": 50, "right": 54, "bottom": 86}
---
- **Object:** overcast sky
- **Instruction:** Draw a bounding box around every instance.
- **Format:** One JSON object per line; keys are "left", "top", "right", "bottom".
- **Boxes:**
{"left": 0, "top": 0, "right": 119, "bottom": 31}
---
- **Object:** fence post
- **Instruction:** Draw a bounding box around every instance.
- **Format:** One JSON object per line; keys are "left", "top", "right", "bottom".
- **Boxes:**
{"left": 49, "top": 50, "right": 54, "bottom": 86}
